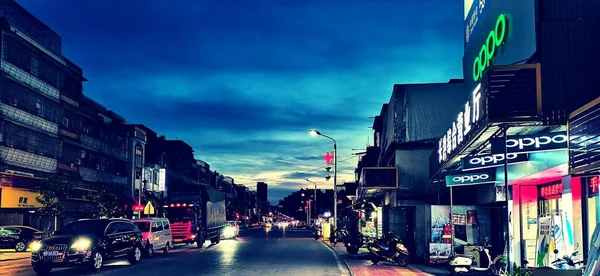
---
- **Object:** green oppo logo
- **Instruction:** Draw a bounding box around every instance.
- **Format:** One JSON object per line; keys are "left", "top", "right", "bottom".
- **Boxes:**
{"left": 472, "top": 14, "right": 507, "bottom": 82}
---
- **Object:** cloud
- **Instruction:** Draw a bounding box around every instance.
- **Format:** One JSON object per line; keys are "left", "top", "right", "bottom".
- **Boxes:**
{"left": 16, "top": 0, "right": 464, "bottom": 202}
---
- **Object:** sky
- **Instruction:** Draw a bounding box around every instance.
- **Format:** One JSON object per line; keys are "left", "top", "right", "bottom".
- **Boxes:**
{"left": 18, "top": 0, "right": 464, "bottom": 203}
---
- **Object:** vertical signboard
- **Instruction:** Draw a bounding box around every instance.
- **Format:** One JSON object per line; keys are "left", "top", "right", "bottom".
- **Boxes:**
{"left": 158, "top": 168, "right": 166, "bottom": 192}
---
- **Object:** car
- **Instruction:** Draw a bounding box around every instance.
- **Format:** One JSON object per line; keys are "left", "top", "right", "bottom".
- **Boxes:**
{"left": 133, "top": 218, "right": 173, "bottom": 257}
{"left": 221, "top": 221, "right": 239, "bottom": 239}
{"left": 30, "top": 218, "right": 144, "bottom": 275}
{"left": 0, "top": 225, "right": 46, "bottom": 252}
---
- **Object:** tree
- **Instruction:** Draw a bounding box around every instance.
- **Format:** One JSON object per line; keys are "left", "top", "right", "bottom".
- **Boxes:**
{"left": 85, "top": 184, "right": 125, "bottom": 218}
{"left": 33, "top": 176, "right": 72, "bottom": 231}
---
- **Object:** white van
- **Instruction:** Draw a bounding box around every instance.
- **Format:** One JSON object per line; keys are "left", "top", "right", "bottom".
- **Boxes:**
{"left": 133, "top": 218, "right": 173, "bottom": 257}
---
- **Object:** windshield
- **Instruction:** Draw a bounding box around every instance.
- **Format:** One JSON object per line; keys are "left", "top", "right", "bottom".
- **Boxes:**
{"left": 56, "top": 220, "right": 106, "bottom": 236}
{"left": 134, "top": 222, "right": 151, "bottom": 232}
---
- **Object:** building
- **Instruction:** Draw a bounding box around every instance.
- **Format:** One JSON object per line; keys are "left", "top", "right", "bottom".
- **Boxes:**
{"left": 355, "top": 80, "right": 466, "bottom": 260}
{"left": 257, "top": 182, "right": 267, "bottom": 202}
{"left": 427, "top": 0, "right": 599, "bottom": 268}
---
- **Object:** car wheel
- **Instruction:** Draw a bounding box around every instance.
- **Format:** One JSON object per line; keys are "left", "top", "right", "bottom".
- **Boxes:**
{"left": 163, "top": 243, "right": 170, "bottom": 254}
{"left": 88, "top": 251, "right": 104, "bottom": 271}
{"left": 32, "top": 264, "right": 52, "bottom": 275}
{"left": 128, "top": 245, "right": 142, "bottom": 264}
{"left": 146, "top": 243, "right": 154, "bottom": 257}
{"left": 14, "top": 240, "right": 27, "bottom": 252}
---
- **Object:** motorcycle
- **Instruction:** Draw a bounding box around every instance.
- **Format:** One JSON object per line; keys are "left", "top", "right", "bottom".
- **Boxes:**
{"left": 551, "top": 247, "right": 585, "bottom": 270}
{"left": 313, "top": 227, "right": 321, "bottom": 240}
{"left": 342, "top": 230, "right": 365, "bottom": 255}
{"left": 448, "top": 238, "right": 500, "bottom": 275}
{"left": 366, "top": 232, "right": 409, "bottom": 267}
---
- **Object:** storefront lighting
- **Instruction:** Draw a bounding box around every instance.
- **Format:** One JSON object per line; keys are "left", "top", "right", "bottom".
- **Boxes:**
{"left": 472, "top": 14, "right": 507, "bottom": 81}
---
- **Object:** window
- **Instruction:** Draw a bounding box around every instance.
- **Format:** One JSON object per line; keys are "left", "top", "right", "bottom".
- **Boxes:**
{"left": 134, "top": 222, "right": 150, "bottom": 232}
{"left": 62, "top": 117, "right": 69, "bottom": 127}
{"left": 116, "top": 222, "right": 131, "bottom": 233}
{"left": 0, "top": 227, "right": 21, "bottom": 235}
{"left": 105, "top": 223, "right": 119, "bottom": 235}
{"left": 151, "top": 222, "right": 162, "bottom": 233}
{"left": 162, "top": 220, "right": 170, "bottom": 230}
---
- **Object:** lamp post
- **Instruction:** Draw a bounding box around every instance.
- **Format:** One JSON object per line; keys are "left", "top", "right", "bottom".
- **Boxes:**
{"left": 309, "top": 129, "right": 337, "bottom": 228}
{"left": 305, "top": 179, "right": 318, "bottom": 221}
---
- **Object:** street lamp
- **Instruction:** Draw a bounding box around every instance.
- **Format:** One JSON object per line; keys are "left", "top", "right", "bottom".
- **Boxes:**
{"left": 305, "top": 179, "right": 317, "bottom": 220}
{"left": 309, "top": 129, "right": 337, "bottom": 228}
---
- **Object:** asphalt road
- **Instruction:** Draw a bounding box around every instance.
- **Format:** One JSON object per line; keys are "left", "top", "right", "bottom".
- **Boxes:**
{"left": 0, "top": 227, "right": 348, "bottom": 276}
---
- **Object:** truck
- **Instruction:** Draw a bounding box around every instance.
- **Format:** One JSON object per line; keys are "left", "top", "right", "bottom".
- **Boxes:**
{"left": 165, "top": 196, "right": 227, "bottom": 248}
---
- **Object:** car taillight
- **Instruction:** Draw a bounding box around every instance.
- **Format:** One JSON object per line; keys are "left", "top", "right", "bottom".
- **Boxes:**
{"left": 33, "top": 234, "right": 42, "bottom": 239}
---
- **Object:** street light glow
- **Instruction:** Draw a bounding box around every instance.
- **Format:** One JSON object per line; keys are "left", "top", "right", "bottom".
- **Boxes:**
{"left": 309, "top": 129, "right": 321, "bottom": 136}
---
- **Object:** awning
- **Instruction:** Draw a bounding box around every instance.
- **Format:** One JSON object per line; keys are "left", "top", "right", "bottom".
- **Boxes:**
{"left": 0, "top": 187, "right": 42, "bottom": 208}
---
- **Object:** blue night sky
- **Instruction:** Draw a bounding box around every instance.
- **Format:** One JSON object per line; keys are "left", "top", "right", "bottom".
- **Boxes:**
{"left": 18, "top": 0, "right": 464, "bottom": 203}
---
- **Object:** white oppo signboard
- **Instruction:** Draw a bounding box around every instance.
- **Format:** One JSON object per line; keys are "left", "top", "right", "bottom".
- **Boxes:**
{"left": 438, "top": 84, "right": 484, "bottom": 164}
{"left": 491, "top": 132, "right": 568, "bottom": 154}
{"left": 445, "top": 169, "right": 496, "bottom": 187}
{"left": 461, "top": 153, "right": 529, "bottom": 171}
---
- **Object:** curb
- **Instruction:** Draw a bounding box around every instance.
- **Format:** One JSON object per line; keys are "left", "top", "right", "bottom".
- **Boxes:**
{"left": 320, "top": 240, "right": 353, "bottom": 276}
{"left": 0, "top": 256, "right": 29, "bottom": 262}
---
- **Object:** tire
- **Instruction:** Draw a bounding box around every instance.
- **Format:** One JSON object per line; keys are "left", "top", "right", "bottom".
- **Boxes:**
{"left": 145, "top": 243, "right": 154, "bottom": 258}
{"left": 215, "top": 234, "right": 221, "bottom": 244}
{"left": 88, "top": 250, "right": 104, "bottom": 272}
{"left": 397, "top": 256, "right": 409, "bottom": 267}
{"left": 14, "top": 240, "right": 27, "bottom": 252}
{"left": 128, "top": 245, "right": 142, "bottom": 264}
{"left": 32, "top": 264, "right": 52, "bottom": 275}
{"left": 370, "top": 254, "right": 380, "bottom": 265}
{"left": 163, "top": 243, "right": 170, "bottom": 254}
{"left": 346, "top": 246, "right": 359, "bottom": 255}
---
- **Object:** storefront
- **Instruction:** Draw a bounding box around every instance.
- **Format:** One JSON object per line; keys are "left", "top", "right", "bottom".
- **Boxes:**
{"left": 568, "top": 96, "right": 600, "bottom": 265}
{"left": 0, "top": 173, "right": 43, "bottom": 226}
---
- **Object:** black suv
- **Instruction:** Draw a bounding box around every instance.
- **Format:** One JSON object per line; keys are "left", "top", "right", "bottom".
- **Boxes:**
{"left": 30, "top": 218, "right": 144, "bottom": 275}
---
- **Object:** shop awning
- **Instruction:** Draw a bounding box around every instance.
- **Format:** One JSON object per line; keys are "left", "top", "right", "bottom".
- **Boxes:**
{"left": 429, "top": 64, "right": 545, "bottom": 182}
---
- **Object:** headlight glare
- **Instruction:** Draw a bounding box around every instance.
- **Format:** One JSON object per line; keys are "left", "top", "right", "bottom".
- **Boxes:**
{"left": 30, "top": 241, "right": 43, "bottom": 252}
{"left": 70, "top": 238, "right": 92, "bottom": 251}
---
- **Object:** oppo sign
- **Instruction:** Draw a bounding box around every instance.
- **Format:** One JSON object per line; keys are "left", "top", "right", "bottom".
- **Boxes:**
{"left": 472, "top": 14, "right": 507, "bottom": 82}
{"left": 445, "top": 170, "right": 496, "bottom": 187}
{"left": 462, "top": 153, "right": 529, "bottom": 171}
{"left": 491, "top": 132, "right": 568, "bottom": 154}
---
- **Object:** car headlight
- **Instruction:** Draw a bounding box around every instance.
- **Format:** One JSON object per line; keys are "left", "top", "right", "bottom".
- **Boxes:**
{"left": 30, "top": 241, "right": 43, "bottom": 252}
{"left": 70, "top": 238, "right": 92, "bottom": 251}
{"left": 223, "top": 227, "right": 234, "bottom": 236}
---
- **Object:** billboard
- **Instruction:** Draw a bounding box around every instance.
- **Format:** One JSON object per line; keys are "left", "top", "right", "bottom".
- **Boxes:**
{"left": 360, "top": 167, "right": 398, "bottom": 190}
{"left": 445, "top": 169, "right": 497, "bottom": 187}
{"left": 463, "top": 0, "right": 537, "bottom": 93}
{"left": 490, "top": 132, "right": 568, "bottom": 154}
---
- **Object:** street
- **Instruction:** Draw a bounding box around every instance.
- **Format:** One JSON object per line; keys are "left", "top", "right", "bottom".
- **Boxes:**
{"left": 0, "top": 228, "right": 348, "bottom": 276}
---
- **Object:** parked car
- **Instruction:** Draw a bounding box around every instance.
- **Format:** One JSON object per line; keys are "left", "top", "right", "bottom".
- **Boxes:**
{"left": 133, "top": 218, "right": 173, "bottom": 257}
{"left": 30, "top": 218, "right": 144, "bottom": 275}
{"left": 0, "top": 225, "right": 46, "bottom": 252}
{"left": 221, "top": 221, "right": 239, "bottom": 239}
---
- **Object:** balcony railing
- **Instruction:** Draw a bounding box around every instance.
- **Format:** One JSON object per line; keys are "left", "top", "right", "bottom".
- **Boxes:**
{"left": 0, "top": 103, "right": 58, "bottom": 134}
{"left": 0, "top": 145, "right": 57, "bottom": 173}
{"left": 79, "top": 167, "right": 98, "bottom": 182}
{"left": 0, "top": 60, "right": 59, "bottom": 100}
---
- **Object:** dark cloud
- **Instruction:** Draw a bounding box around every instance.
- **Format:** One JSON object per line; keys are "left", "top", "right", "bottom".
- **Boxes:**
{"left": 283, "top": 172, "right": 323, "bottom": 180}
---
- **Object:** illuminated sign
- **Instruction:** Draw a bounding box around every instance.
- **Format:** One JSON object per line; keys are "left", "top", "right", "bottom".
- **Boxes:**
{"left": 462, "top": 153, "right": 528, "bottom": 171}
{"left": 158, "top": 168, "right": 166, "bottom": 192}
{"left": 588, "top": 176, "right": 600, "bottom": 196}
{"left": 438, "top": 84, "right": 483, "bottom": 164}
{"left": 472, "top": 14, "right": 507, "bottom": 82}
{"left": 445, "top": 170, "right": 496, "bottom": 187}
{"left": 323, "top": 152, "right": 333, "bottom": 165}
{"left": 539, "top": 182, "right": 563, "bottom": 200}
{"left": 491, "top": 132, "right": 568, "bottom": 154}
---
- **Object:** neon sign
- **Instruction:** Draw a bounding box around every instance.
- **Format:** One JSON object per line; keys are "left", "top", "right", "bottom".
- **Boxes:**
{"left": 472, "top": 14, "right": 507, "bottom": 81}
{"left": 589, "top": 176, "right": 600, "bottom": 196}
{"left": 539, "top": 183, "right": 563, "bottom": 199}
{"left": 445, "top": 169, "right": 496, "bottom": 187}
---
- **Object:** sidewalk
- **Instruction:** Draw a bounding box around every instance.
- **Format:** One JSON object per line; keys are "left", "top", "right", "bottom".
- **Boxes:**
{"left": 322, "top": 241, "right": 449, "bottom": 276}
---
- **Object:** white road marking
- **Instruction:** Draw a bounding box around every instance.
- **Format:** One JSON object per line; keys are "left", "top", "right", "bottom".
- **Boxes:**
{"left": 321, "top": 242, "right": 350, "bottom": 276}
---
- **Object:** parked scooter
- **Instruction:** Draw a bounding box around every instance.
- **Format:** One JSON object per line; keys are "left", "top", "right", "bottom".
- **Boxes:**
{"left": 342, "top": 230, "right": 365, "bottom": 255}
{"left": 448, "top": 238, "right": 497, "bottom": 275}
{"left": 551, "top": 247, "right": 585, "bottom": 270}
{"left": 366, "top": 231, "right": 409, "bottom": 267}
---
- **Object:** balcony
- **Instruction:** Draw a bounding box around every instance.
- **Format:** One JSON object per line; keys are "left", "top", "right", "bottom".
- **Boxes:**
{"left": 112, "top": 175, "right": 127, "bottom": 185}
{"left": 58, "top": 162, "right": 78, "bottom": 172}
{"left": 0, "top": 103, "right": 58, "bottom": 134}
{"left": 79, "top": 167, "right": 98, "bottom": 182}
{"left": 0, "top": 60, "right": 59, "bottom": 100}
{"left": 0, "top": 146, "right": 57, "bottom": 173}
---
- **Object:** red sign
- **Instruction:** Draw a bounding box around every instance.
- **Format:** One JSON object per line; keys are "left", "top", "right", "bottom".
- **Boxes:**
{"left": 324, "top": 152, "right": 333, "bottom": 165}
{"left": 132, "top": 205, "right": 144, "bottom": 211}
{"left": 539, "top": 183, "right": 563, "bottom": 199}
{"left": 589, "top": 176, "right": 600, "bottom": 195}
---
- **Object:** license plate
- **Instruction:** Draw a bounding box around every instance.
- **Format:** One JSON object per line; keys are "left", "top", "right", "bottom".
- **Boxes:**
{"left": 43, "top": 251, "right": 60, "bottom": 256}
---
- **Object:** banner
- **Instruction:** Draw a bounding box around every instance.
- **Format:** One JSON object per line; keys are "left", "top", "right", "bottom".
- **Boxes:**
{"left": 430, "top": 206, "right": 452, "bottom": 264}
{"left": 536, "top": 216, "right": 552, "bottom": 267}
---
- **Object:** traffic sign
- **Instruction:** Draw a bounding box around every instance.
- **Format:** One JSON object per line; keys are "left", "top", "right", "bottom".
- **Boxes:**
{"left": 144, "top": 201, "right": 155, "bottom": 215}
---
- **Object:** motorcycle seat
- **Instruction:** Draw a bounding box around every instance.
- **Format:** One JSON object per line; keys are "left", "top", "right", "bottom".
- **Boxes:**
{"left": 454, "top": 254, "right": 475, "bottom": 260}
